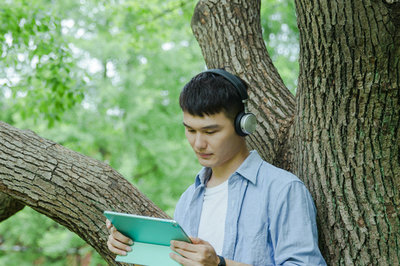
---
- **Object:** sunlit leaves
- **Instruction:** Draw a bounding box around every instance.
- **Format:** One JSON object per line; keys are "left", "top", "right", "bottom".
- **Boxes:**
{"left": 0, "top": 0, "right": 86, "bottom": 126}
{"left": 261, "top": 0, "right": 299, "bottom": 93}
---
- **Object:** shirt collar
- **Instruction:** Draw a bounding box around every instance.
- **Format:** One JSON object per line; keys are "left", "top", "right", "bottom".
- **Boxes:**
{"left": 194, "top": 150, "right": 263, "bottom": 187}
{"left": 235, "top": 150, "right": 262, "bottom": 185}
{"left": 195, "top": 167, "right": 211, "bottom": 187}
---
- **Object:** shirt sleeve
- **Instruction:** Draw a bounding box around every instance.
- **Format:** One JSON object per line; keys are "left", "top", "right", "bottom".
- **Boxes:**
{"left": 269, "top": 181, "right": 327, "bottom": 265}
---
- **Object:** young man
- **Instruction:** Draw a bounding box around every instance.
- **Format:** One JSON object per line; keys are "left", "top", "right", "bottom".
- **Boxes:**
{"left": 107, "top": 69, "right": 326, "bottom": 265}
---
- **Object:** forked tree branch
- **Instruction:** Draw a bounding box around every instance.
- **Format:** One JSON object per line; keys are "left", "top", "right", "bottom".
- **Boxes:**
{"left": 191, "top": 0, "right": 296, "bottom": 169}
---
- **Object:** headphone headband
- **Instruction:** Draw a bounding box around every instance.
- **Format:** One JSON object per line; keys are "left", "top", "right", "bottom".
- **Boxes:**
{"left": 202, "top": 68, "right": 257, "bottom": 136}
{"left": 203, "top": 69, "right": 248, "bottom": 101}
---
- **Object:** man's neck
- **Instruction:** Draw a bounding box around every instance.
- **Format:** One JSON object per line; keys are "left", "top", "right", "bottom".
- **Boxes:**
{"left": 207, "top": 148, "right": 250, "bottom": 188}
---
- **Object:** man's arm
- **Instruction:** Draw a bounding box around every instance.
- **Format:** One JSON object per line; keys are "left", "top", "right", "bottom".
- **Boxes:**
{"left": 170, "top": 237, "right": 252, "bottom": 266}
{"left": 270, "top": 181, "right": 326, "bottom": 265}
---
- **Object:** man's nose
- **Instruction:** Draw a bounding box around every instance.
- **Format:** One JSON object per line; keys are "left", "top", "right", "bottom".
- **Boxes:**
{"left": 194, "top": 133, "right": 207, "bottom": 150}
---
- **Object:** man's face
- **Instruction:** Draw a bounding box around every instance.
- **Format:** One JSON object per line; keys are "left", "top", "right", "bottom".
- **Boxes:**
{"left": 183, "top": 111, "right": 245, "bottom": 169}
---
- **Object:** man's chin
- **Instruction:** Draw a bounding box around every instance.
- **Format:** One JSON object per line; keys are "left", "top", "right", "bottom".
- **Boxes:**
{"left": 197, "top": 157, "right": 214, "bottom": 167}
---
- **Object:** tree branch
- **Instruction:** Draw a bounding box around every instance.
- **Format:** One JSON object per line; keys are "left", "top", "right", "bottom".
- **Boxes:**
{"left": 191, "top": 0, "right": 295, "bottom": 167}
{"left": 0, "top": 191, "right": 25, "bottom": 222}
{"left": 0, "top": 121, "right": 168, "bottom": 265}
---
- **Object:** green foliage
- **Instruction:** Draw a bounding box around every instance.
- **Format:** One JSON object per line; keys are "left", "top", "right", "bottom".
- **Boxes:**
{"left": 0, "top": 0, "right": 86, "bottom": 126}
{"left": 0, "top": 207, "right": 104, "bottom": 266}
{"left": 0, "top": 0, "right": 299, "bottom": 264}
{"left": 261, "top": 0, "right": 299, "bottom": 94}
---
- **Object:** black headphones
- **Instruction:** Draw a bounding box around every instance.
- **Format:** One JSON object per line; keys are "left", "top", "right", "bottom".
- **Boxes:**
{"left": 203, "top": 69, "right": 257, "bottom": 136}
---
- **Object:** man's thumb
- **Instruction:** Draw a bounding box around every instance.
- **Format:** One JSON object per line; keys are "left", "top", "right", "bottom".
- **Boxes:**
{"left": 189, "top": 236, "right": 205, "bottom": 244}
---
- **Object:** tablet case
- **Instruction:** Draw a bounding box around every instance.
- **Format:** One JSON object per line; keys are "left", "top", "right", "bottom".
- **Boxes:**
{"left": 104, "top": 211, "right": 191, "bottom": 265}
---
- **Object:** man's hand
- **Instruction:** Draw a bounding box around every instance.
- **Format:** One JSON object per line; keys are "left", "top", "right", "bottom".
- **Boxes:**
{"left": 106, "top": 219, "right": 133, "bottom": 256}
{"left": 169, "top": 237, "right": 220, "bottom": 266}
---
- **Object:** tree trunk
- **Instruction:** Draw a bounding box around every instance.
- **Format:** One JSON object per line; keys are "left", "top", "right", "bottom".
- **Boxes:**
{"left": 191, "top": 0, "right": 400, "bottom": 264}
{"left": 0, "top": 121, "right": 168, "bottom": 264}
{"left": 294, "top": 0, "right": 400, "bottom": 265}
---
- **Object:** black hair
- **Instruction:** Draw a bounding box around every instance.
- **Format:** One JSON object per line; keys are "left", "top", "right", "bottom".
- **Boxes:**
{"left": 179, "top": 70, "right": 246, "bottom": 122}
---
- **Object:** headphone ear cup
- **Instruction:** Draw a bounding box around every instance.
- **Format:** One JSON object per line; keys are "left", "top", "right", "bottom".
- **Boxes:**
{"left": 235, "top": 112, "right": 257, "bottom": 136}
{"left": 235, "top": 112, "right": 247, "bottom": 136}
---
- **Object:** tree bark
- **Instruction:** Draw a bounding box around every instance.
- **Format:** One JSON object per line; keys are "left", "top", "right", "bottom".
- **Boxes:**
{"left": 191, "top": 0, "right": 400, "bottom": 265}
{"left": 0, "top": 191, "right": 25, "bottom": 221}
{"left": 0, "top": 121, "right": 168, "bottom": 264}
{"left": 294, "top": 0, "right": 400, "bottom": 264}
{"left": 191, "top": 0, "right": 296, "bottom": 171}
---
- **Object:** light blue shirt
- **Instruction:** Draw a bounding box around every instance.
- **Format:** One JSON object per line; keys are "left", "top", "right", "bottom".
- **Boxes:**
{"left": 174, "top": 150, "right": 326, "bottom": 265}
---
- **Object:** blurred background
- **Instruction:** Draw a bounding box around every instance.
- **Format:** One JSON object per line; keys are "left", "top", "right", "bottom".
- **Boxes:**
{"left": 0, "top": 0, "right": 298, "bottom": 264}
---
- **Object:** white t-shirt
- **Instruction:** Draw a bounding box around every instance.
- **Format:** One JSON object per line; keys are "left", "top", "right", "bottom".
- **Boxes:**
{"left": 197, "top": 179, "right": 228, "bottom": 255}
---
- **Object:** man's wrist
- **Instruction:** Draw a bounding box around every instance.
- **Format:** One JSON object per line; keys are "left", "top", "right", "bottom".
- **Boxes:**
{"left": 217, "top": 255, "right": 226, "bottom": 266}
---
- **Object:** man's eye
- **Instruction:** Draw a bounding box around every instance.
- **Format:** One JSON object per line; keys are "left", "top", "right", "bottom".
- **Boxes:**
{"left": 206, "top": 131, "right": 216, "bottom": 135}
{"left": 187, "top": 129, "right": 195, "bottom": 133}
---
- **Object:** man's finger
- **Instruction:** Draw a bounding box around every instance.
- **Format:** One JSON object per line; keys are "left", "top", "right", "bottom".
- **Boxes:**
{"left": 171, "top": 246, "right": 201, "bottom": 262}
{"left": 170, "top": 240, "right": 198, "bottom": 252}
{"left": 106, "top": 220, "right": 133, "bottom": 245}
{"left": 189, "top": 237, "right": 206, "bottom": 244}
{"left": 108, "top": 234, "right": 132, "bottom": 250}
{"left": 107, "top": 235, "right": 133, "bottom": 256}
{"left": 169, "top": 251, "right": 195, "bottom": 266}
{"left": 107, "top": 239, "right": 128, "bottom": 256}
{"left": 106, "top": 219, "right": 111, "bottom": 230}
{"left": 111, "top": 227, "right": 134, "bottom": 245}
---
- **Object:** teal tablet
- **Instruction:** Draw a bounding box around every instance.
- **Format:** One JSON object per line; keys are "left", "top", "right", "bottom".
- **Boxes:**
{"left": 104, "top": 211, "right": 191, "bottom": 265}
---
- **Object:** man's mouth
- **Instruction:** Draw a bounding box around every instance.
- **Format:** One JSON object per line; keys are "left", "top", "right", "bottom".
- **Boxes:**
{"left": 197, "top": 152, "right": 212, "bottom": 159}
